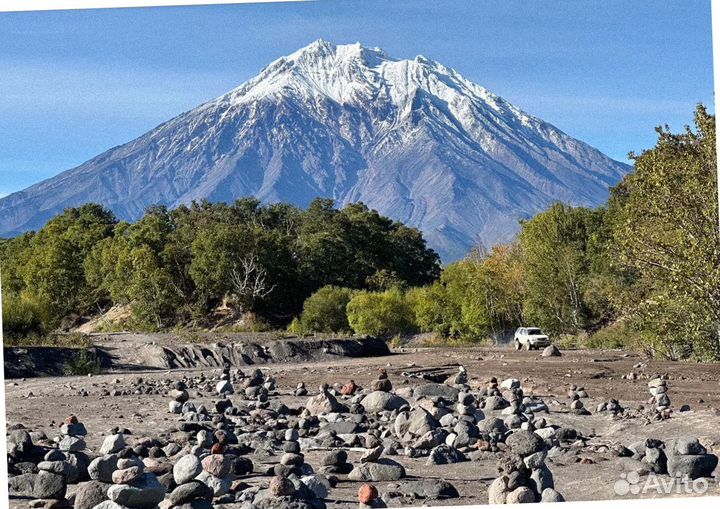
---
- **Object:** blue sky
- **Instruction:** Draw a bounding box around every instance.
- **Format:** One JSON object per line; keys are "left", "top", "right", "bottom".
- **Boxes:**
{"left": 0, "top": 0, "right": 714, "bottom": 197}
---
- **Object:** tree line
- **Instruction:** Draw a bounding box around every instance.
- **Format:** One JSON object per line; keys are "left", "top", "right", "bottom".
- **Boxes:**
{"left": 2, "top": 106, "right": 718, "bottom": 360}
{"left": 0, "top": 198, "right": 440, "bottom": 339}
{"left": 291, "top": 106, "right": 720, "bottom": 360}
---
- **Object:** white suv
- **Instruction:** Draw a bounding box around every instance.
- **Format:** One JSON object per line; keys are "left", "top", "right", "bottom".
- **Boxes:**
{"left": 514, "top": 327, "right": 551, "bottom": 351}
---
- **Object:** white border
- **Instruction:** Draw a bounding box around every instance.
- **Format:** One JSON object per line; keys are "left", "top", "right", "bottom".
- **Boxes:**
{"left": 0, "top": 0, "right": 308, "bottom": 13}
{"left": 1, "top": 2, "right": 719, "bottom": 509}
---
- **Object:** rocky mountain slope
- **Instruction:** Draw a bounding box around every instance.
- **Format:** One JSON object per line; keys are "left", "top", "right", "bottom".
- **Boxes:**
{"left": 0, "top": 39, "right": 630, "bottom": 260}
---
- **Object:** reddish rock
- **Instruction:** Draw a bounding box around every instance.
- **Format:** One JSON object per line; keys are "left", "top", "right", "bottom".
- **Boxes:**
{"left": 270, "top": 476, "right": 295, "bottom": 497}
{"left": 112, "top": 466, "right": 143, "bottom": 484}
{"left": 210, "top": 443, "right": 226, "bottom": 454}
{"left": 341, "top": 380, "right": 358, "bottom": 396}
{"left": 202, "top": 454, "right": 231, "bottom": 477}
{"left": 358, "top": 483, "right": 378, "bottom": 504}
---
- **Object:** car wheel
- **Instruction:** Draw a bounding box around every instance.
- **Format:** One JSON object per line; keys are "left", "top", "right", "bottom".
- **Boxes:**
{"left": 514, "top": 340, "right": 521, "bottom": 351}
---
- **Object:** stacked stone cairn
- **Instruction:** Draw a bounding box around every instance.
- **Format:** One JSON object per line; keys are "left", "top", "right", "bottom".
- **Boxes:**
{"left": 105, "top": 453, "right": 166, "bottom": 509}
{"left": 625, "top": 436, "right": 718, "bottom": 481}
{"left": 567, "top": 385, "right": 590, "bottom": 416}
{"left": 168, "top": 453, "right": 212, "bottom": 509}
{"left": 488, "top": 429, "right": 565, "bottom": 503}
{"left": 648, "top": 377, "right": 671, "bottom": 419}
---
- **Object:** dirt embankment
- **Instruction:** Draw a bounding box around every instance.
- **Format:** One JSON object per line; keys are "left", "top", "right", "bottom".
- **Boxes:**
{"left": 3, "top": 333, "right": 390, "bottom": 379}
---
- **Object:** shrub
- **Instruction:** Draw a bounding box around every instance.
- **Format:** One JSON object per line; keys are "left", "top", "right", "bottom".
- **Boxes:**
{"left": 2, "top": 292, "right": 51, "bottom": 340}
{"left": 295, "top": 286, "right": 356, "bottom": 334}
{"left": 346, "top": 288, "right": 414, "bottom": 337}
{"left": 63, "top": 349, "right": 102, "bottom": 376}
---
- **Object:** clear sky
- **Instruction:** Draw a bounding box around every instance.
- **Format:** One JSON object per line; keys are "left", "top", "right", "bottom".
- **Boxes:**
{"left": 0, "top": 0, "right": 714, "bottom": 197}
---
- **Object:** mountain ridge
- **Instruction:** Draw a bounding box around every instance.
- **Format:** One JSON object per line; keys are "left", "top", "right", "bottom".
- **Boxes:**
{"left": 0, "top": 39, "right": 630, "bottom": 261}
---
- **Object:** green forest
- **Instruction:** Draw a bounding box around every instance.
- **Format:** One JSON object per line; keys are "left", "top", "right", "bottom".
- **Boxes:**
{"left": 1, "top": 106, "right": 718, "bottom": 361}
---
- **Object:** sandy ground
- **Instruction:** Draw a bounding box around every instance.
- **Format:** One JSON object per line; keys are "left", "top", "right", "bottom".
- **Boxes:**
{"left": 6, "top": 345, "right": 720, "bottom": 507}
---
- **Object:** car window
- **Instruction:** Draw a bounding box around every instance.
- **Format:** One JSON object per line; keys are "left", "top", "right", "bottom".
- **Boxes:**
{"left": 527, "top": 328, "right": 542, "bottom": 335}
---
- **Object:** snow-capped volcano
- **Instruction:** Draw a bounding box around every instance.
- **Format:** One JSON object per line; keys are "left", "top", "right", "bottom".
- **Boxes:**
{"left": 0, "top": 39, "right": 630, "bottom": 261}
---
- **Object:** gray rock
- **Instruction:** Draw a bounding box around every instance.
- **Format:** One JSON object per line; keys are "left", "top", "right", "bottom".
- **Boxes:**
{"left": 88, "top": 454, "right": 118, "bottom": 482}
{"left": 33, "top": 470, "right": 66, "bottom": 499}
{"left": 392, "top": 479, "right": 459, "bottom": 499}
{"left": 541, "top": 488, "right": 565, "bottom": 502}
{"left": 168, "top": 480, "right": 213, "bottom": 505}
{"left": 348, "top": 458, "right": 406, "bottom": 481}
{"left": 107, "top": 472, "right": 166, "bottom": 509}
{"left": 413, "top": 383, "right": 459, "bottom": 401}
{"left": 506, "top": 486, "right": 536, "bottom": 503}
{"left": 529, "top": 464, "right": 555, "bottom": 493}
{"left": 99, "top": 434, "right": 125, "bottom": 455}
{"left": 667, "top": 454, "right": 718, "bottom": 479}
{"left": 8, "top": 430, "right": 33, "bottom": 458}
{"left": 59, "top": 435, "right": 86, "bottom": 452}
{"left": 542, "top": 345, "right": 562, "bottom": 357}
{"left": 394, "top": 408, "right": 438, "bottom": 437}
{"left": 506, "top": 430, "right": 545, "bottom": 457}
{"left": 74, "top": 480, "right": 112, "bottom": 509}
{"left": 8, "top": 472, "right": 36, "bottom": 495}
{"left": 196, "top": 470, "right": 232, "bottom": 497}
{"left": 488, "top": 476, "right": 508, "bottom": 504}
{"left": 674, "top": 437, "right": 707, "bottom": 456}
{"left": 305, "top": 389, "right": 344, "bottom": 415}
{"left": 173, "top": 454, "right": 203, "bottom": 485}
{"left": 426, "top": 445, "right": 467, "bottom": 465}
{"left": 360, "top": 391, "right": 408, "bottom": 413}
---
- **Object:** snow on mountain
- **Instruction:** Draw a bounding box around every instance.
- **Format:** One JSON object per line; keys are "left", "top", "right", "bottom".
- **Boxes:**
{"left": 0, "top": 39, "right": 630, "bottom": 261}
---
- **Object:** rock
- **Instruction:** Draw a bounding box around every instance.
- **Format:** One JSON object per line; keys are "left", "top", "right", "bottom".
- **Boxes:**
{"left": 667, "top": 454, "right": 718, "bottom": 479}
{"left": 107, "top": 472, "right": 166, "bottom": 509}
{"left": 487, "top": 476, "right": 508, "bottom": 505}
{"left": 37, "top": 460, "right": 74, "bottom": 477}
{"left": 99, "top": 434, "right": 125, "bottom": 455}
{"left": 270, "top": 476, "right": 296, "bottom": 497}
{"left": 111, "top": 466, "right": 143, "bottom": 485}
{"left": 169, "top": 389, "right": 189, "bottom": 402}
{"left": 426, "top": 445, "right": 467, "bottom": 465}
{"left": 168, "top": 481, "right": 213, "bottom": 505}
{"left": 320, "top": 450, "right": 347, "bottom": 466}
{"left": 216, "top": 380, "right": 233, "bottom": 395}
{"left": 393, "top": 479, "right": 459, "bottom": 499}
{"left": 8, "top": 472, "right": 37, "bottom": 495}
{"left": 173, "top": 454, "right": 203, "bottom": 485}
{"left": 358, "top": 483, "right": 378, "bottom": 504}
{"left": 674, "top": 437, "right": 707, "bottom": 456}
{"left": 74, "top": 480, "right": 111, "bottom": 509}
{"left": 201, "top": 454, "right": 231, "bottom": 477}
{"left": 529, "top": 464, "right": 555, "bottom": 493}
{"left": 500, "top": 378, "right": 521, "bottom": 390}
{"left": 360, "top": 392, "right": 408, "bottom": 413}
{"left": 305, "top": 387, "right": 344, "bottom": 415}
{"left": 348, "top": 459, "right": 406, "bottom": 482}
{"left": 33, "top": 470, "right": 66, "bottom": 499}
{"left": 541, "top": 488, "right": 565, "bottom": 502}
{"left": 413, "top": 383, "right": 459, "bottom": 401}
{"left": 506, "top": 486, "right": 536, "bottom": 503}
{"left": 483, "top": 395, "right": 509, "bottom": 411}
{"left": 195, "top": 470, "right": 232, "bottom": 497}
{"left": 542, "top": 345, "right": 562, "bottom": 357}
{"left": 59, "top": 435, "right": 86, "bottom": 452}
{"left": 361, "top": 445, "right": 384, "bottom": 463}
{"left": 88, "top": 455, "right": 118, "bottom": 483}
{"left": 8, "top": 430, "right": 33, "bottom": 458}
{"left": 300, "top": 474, "right": 330, "bottom": 499}
{"left": 394, "top": 408, "right": 438, "bottom": 437}
{"left": 506, "top": 430, "right": 545, "bottom": 457}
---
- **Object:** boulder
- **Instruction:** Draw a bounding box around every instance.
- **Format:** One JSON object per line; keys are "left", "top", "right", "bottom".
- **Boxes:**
{"left": 348, "top": 458, "right": 406, "bottom": 482}
{"left": 360, "top": 391, "right": 408, "bottom": 413}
